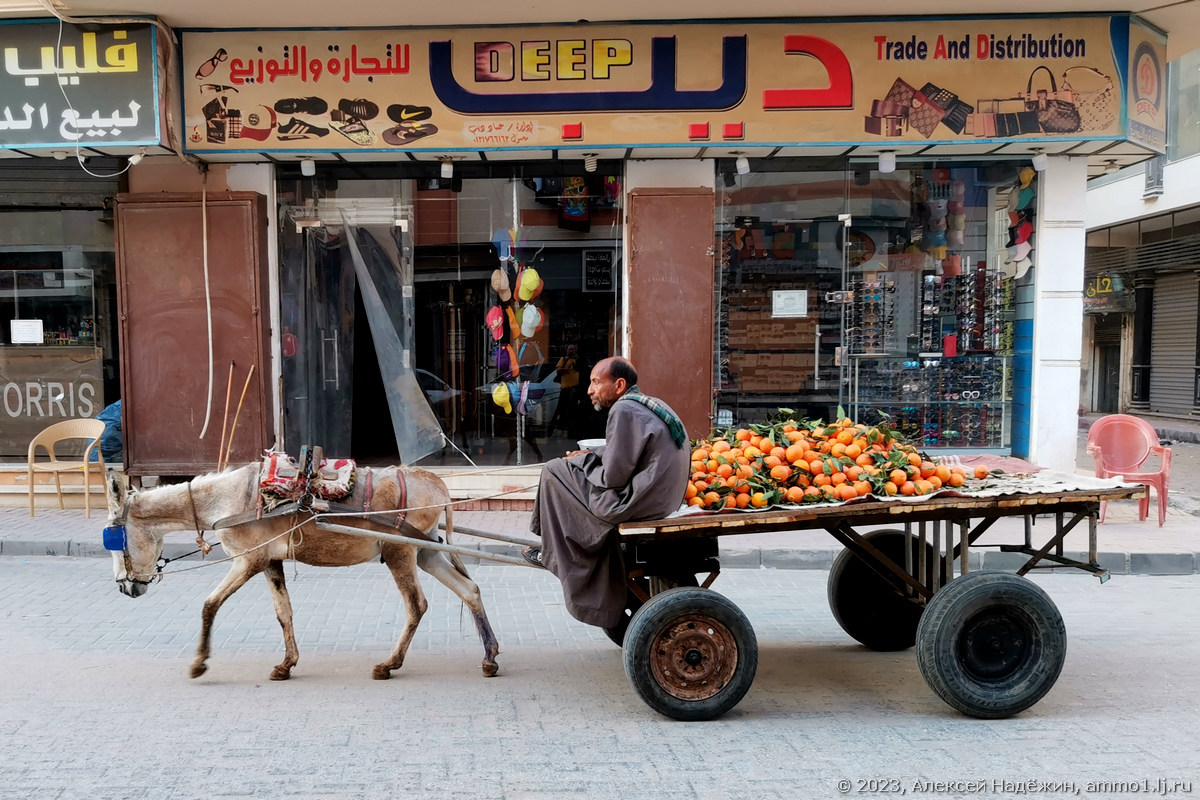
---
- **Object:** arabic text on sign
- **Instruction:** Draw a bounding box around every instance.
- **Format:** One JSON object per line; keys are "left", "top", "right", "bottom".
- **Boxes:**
{"left": 227, "top": 43, "right": 409, "bottom": 85}
{"left": 3, "top": 30, "right": 138, "bottom": 78}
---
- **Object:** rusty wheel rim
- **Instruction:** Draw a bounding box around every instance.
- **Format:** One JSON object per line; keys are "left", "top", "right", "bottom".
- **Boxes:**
{"left": 648, "top": 613, "right": 739, "bottom": 701}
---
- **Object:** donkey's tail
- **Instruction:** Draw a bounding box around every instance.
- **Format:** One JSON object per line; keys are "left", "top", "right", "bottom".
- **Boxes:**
{"left": 444, "top": 503, "right": 472, "bottom": 579}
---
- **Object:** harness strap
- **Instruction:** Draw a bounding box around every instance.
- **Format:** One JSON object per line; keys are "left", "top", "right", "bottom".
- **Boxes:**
{"left": 186, "top": 482, "right": 213, "bottom": 556}
{"left": 395, "top": 468, "right": 407, "bottom": 530}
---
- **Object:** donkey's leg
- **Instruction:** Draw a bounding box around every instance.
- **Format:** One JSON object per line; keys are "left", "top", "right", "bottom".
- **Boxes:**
{"left": 416, "top": 548, "right": 501, "bottom": 677}
{"left": 191, "top": 556, "right": 265, "bottom": 679}
{"left": 263, "top": 560, "right": 300, "bottom": 681}
{"left": 374, "top": 543, "right": 427, "bottom": 680}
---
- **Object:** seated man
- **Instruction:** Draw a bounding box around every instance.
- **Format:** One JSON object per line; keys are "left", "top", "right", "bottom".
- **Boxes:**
{"left": 525, "top": 357, "right": 690, "bottom": 628}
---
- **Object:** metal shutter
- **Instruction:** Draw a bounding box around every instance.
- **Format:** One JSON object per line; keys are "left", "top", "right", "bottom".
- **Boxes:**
{"left": 0, "top": 159, "right": 123, "bottom": 209}
{"left": 1092, "top": 314, "right": 1122, "bottom": 346}
{"left": 1149, "top": 272, "right": 1198, "bottom": 415}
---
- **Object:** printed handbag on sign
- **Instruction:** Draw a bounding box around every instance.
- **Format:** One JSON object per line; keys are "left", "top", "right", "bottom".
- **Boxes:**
{"left": 883, "top": 77, "right": 917, "bottom": 107}
{"left": 1061, "top": 66, "right": 1116, "bottom": 131}
{"left": 918, "top": 82, "right": 973, "bottom": 134}
{"left": 908, "top": 91, "right": 946, "bottom": 138}
{"left": 1023, "top": 66, "right": 1081, "bottom": 133}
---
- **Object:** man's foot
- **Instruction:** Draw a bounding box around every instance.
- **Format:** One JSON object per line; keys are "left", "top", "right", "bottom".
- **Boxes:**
{"left": 521, "top": 546, "right": 546, "bottom": 569}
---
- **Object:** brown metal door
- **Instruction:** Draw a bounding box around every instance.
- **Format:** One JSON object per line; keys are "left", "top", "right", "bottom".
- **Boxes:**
{"left": 114, "top": 192, "right": 272, "bottom": 475}
{"left": 627, "top": 188, "right": 715, "bottom": 437}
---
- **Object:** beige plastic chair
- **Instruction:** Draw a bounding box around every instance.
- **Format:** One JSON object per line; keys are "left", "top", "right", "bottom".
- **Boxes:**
{"left": 27, "top": 418, "right": 107, "bottom": 518}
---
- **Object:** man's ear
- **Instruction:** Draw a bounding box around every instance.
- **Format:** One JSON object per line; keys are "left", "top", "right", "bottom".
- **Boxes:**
{"left": 614, "top": 377, "right": 627, "bottom": 395}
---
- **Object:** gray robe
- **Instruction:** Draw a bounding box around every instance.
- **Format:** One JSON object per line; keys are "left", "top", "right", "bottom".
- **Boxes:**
{"left": 530, "top": 398, "right": 690, "bottom": 628}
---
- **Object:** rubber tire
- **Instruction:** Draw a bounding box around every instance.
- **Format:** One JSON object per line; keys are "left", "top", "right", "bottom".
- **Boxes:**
{"left": 604, "top": 574, "right": 698, "bottom": 647}
{"left": 623, "top": 587, "right": 757, "bottom": 721}
{"left": 827, "top": 528, "right": 934, "bottom": 651}
{"left": 915, "top": 570, "right": 1066, "bottom": 719}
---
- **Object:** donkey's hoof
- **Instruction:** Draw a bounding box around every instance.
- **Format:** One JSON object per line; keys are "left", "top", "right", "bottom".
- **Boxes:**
{"left": 372, "top": 664, "right": 393, "bottom": 680}
{"left": 270, "top": 665, "right": 292, "bottom": 681}
{"left": 482, "top": 660, "right": 499, "bottom": 677}
{"left": 189, "top": 662, "right": 208, "bottom": 679}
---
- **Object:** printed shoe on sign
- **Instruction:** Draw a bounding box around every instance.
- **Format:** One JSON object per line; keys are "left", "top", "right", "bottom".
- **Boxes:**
{"left": 329, "top": 111, "right": 374, "bottom": 146}
{"left": 274, "top": 97, "right": 328, "bottom": 115}
{"left": 382, "top": 121, "right": 438, "bottom": 146}
{"left": 277, "top": 118, "right": 329, "bottom": 140}
{"left": 338, "top": 98, "right": 379, "bottom": 120}
{"left": 387, "top": 104, "right": 433, "bottom": 123}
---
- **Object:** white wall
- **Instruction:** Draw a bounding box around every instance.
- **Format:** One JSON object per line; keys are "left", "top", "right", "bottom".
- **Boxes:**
{"left": 1030, "top": 156, "right": 1088, "bottom": 472}
{"left": 1087, "top": 154, "right": 1200, "bottom": 229}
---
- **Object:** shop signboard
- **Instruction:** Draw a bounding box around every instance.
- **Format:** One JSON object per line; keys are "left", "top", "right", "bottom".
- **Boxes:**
{"left": 582, "top": 250, "right": 614, "bottom": 292}
{"left": 0, "top": 21, "right": 160, "bottom": 150}
{"left": 180, "top": 14, "right": 1163, "bottom": 155}
{"left": 1083, "top": 274, "right": 1135, "bottom": 314}
{"left": 0, "top": 347, "right": 103, "bottom": 456}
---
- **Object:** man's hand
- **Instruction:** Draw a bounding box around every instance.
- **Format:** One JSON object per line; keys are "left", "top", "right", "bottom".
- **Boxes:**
{"left": 564, "top": 448, "right": 589, "bottom": 459}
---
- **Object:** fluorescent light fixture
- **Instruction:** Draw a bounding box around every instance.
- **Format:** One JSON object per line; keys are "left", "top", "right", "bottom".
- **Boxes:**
{"left": 734, "top": 155, "right": 750, "bottom": 175}
{"left": 300, "top": 158, "right": 316, "bottom": 177}
{"left": 1031, "top": 149, "right": 1049, "bottom": 172}
{"left": 878, "top": 151, "right": 896, "bottom": 174}
{"left": 440, "top": 158, "right": 454, "bottom": 179}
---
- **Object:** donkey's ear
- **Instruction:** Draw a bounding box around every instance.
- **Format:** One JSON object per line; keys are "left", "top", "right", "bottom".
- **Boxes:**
{"left": 105, "top": 468, "right": 129, "bottom": 515}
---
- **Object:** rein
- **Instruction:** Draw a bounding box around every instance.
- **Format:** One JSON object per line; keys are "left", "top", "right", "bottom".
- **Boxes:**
{"left": 185, "top": 482, "right": 214, "bottom": 556}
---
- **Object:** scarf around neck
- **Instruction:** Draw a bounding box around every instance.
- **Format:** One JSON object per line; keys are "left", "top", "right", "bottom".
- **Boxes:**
{"left": 618, "top": 385, "right": 687, "bottom": 448}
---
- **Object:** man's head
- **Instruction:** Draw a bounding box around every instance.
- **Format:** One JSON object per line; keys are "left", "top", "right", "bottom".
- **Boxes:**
{"left": 588, "top": 357, "right": 637, "bottom": 410}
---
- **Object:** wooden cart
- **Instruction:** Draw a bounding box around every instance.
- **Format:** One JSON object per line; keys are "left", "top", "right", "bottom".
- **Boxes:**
{"left": 608, "top": 484, "right": 1143, "bottom": 721}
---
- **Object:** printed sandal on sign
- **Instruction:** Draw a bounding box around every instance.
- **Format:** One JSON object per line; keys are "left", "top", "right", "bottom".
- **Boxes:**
{"left": 276, "top": 118, "right": 330, "bottom": 140}
{"left": 387, "top": 104, "right": 433, "bottom": 123}
{"left": 274, "top": 97, "right": 329, "bottom": 115}
{"left": 329, "top": 111, "right": 374, "bottom": 146}
{"left": 338, "top": 98, "right": 379, "bottom": 120}
{"left": 382, "top": 121, "right": 438, "bottom": 146}
{"left": 521, "top": 546, "right": 546, "bottom": 569}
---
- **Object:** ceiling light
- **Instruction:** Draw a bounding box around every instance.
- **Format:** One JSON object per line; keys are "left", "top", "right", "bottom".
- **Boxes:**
{"left": 734, "top": 154, "right": 750, "bottom": 175}
{"left": 51, "top": 150, "right": 68, "bottom": 160}
{"left": 300, "top": 158, "right": 316, "bottom": 177}
{"left": 878, "top": 151, "right": 896, "bottom": 174}
{"left": 1104, "top": 159, "right": 1120, "bottom": 174}
{"left": 583, "top": 153, "right": 598, "bottom": 173}
{"left": 440, "top": 158, "right": 454, "bottom": 179}
{"left": 1031, "top": 149, "right": 1049, "bottom": 172}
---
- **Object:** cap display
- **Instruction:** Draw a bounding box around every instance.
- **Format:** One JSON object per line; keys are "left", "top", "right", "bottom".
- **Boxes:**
{"left": 1018, "top": 166, "right": 1036, "bottom": 188}
{"left": 491, "top": 382, "right": 512, "bottom": 414}
{"left": 485, "top": 306, "right": 504, "bottom": 341}
{"left": 518, "top": 267, "right": 542, "bottom": 301}
{"left": 490, "top": 268, "right": 511, "bottom": 302}
{"left": 520, "top": 304, "right": 543, "bottom": 338}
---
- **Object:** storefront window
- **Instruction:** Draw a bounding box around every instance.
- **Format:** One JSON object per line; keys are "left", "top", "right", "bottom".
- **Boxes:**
{"left": 277, "top": 167, "right": 622, "bottom": 466}
{"left": 715, "top": 161, "right": 1021, "bottom": 453}
{"left": 1167, "top": 49, "right": 1200, "bottom": 162}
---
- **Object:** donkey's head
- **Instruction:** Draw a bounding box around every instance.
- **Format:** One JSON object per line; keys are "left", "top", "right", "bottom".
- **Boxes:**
{"left": 105, "top": 470, "right": 162, "bottom": 598}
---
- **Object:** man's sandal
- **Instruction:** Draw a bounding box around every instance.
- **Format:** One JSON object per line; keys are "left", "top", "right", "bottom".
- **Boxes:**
{"left": 521, "top": 546, "right": 546, "bottom": 569}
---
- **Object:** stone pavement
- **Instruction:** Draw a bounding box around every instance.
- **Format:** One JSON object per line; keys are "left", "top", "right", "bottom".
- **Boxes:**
{"left": 5, "top": 432, "right": 1197, "bottom": 574}
{"left": 1, "top": 558, "right": 1197, "bottom": 799}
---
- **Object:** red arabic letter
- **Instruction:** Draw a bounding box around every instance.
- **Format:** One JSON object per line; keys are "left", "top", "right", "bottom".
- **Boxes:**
{"left": 762, "top": 35, "right": 853, "bottom": 110}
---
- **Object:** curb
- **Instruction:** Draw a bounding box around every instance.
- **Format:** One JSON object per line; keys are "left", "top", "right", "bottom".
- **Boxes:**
{"left": 4, "top": 539, "right": 1197, "bottom": 576}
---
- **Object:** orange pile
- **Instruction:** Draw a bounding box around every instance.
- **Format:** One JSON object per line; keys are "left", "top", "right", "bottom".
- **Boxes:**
{"left": 684, "top": 415, "right": 990, "bottom": 511}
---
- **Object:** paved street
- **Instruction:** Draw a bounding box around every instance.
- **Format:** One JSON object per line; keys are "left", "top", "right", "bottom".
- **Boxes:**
{"left": 1, "top": 557, "right": 1197, "bottom": 799}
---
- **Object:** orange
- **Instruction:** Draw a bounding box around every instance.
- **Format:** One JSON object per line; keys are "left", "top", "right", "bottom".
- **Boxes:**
{"left": 688, "top": 496, "right": 704, "bottom": 507}
{"left": 785, "top": 430, "right": 804, "bottom": 443}
{"left": 813, "top": 473, "right": 832, "bottom": 487}
{"left": 852, "top": 480, "right": 872, "bottom": 497}
{"left": 830, "top": 472, "right": 847, "bottom": 486}
{"left": 692, "top": 448, "right": 710, "bottom": 463}
{"left": 743, "top": 446, "right": 762, "bottom": 459}
{"left": 770, "top": 464, "right": 792, "bottom": 482}
{"left": 708, "top": 477, "right": 726, "bottom": 490}
{"left": 947, "top": 472, "right": 965, "bottom": 487}
{"left": 907, "top": 452, "right": 923, "bottom": 467}
{"left": 914, "top": 479, "right": 934, "bottom": 496}
{"left": 707, "top": 459, "right": 720, "bottom": 473}
{"left": 763, "top": 455, "right": 783, "bottom": 469}
{"left": 830, "top": 442, "right": 848, "bottom": 458}
{"left": 899, "top": 481, "right": 916, "bottom": 496}
{"left": 836, "top": 428, "right": 855, "bottom": 445}
{"left": 785, "top": 444, "right": 806, "bottom": 463}
{"left": 785, "top": 486, "right": 806, "bottom": 504}
{"left": 803, "top": 486, "right": 821, "bottom": 499}
{"left": 685, "top": 483, "right": 698, "bottom": 500}
{"left": 934, "top": 464, "right": 952, "bottom": 483}
{"left": 735, "top": 428, "right": 753, "bottom": 442}
{"left": 883, "top": 481, "right": 898, "bottom": 496}
{"left": 844, "top": 443, "right": 862, "bottom": 459}
{"left": 835, "top": 483, "right": 858, "bottom": 501}
{"left": 809, "top": 459, "right": 825, "bottom": 476}
{"left": 889, "top": 469, "right": 908, "bottom": 486}
{"left": 782, "top": 424, "right": 797, "bottom": 434}
{"left": 731, "top": 479, "right": 751, "bottom": 494}
{"left": 716, "top": 463, "right": 734, "bottom": 479}
{"left": 711, "top": 440, "right": 732, "bottom": 453}
{"left": 928, "top": 476, "right": 942, "bottom": 490}
{"left": 735, "top": 464, "right": 755, "bottom": 480}
{"left": 735, "top": 492, "right": 752, "bottom": 508}
{"left": 750, "top": 491, "right": 769, "bottom": 508}
{"left": 856, "top": 453, "right": 875, "bottom": 467}
{"left": 693, "top": 480, "right": 708, "bottom": 493}
{"left": 845, "top": 465, "right": 863, "bottom": 481}
{"left": 759, "top": 438, "right": 776, "bottom": 452}
{"left": 919, "top": 461, "right": 937, "bottom": 479}
{"left": 724, "top": 495, "right": 737, "bottom": 509}
{"left": 974, "top": 465, "right": 991, "bottom": 479}
{"left": 770, "top": 446, "right": 787, "bottom": 460}
{"left": 704, "top": 491, "right": 721, "bottom": 506}
{"left": 691, "top": 461, "right": 704, "bottom": 473}
{"left": 803, "top": 450, "right": 821, "bottom": 464}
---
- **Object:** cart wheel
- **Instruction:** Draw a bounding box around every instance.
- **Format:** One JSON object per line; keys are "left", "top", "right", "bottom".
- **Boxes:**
{"left": 915, "top": 570, "right": 1066, "bottom": 719}
{"left": 623, "top": 587, "right": 757, "bottom": 721}
{"left": 604, "top": 574, "right": 697, "bottom": 647}
{"left": 827, "top": 528, "right": 933, "bottom": 651}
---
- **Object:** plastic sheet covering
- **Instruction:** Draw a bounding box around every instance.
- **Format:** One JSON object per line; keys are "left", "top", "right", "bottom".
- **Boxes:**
{"left": 340, "top": 215, "right": 444, "bottom": 464}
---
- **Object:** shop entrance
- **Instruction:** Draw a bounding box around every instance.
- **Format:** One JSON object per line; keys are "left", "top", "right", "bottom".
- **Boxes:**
{"left": 278, "top": 170, "right": 622, "bottom": 467}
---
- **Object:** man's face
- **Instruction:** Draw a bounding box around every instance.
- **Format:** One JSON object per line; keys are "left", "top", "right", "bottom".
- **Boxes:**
{"left": 588, "top": 364, "right": 622, "bottom": 410}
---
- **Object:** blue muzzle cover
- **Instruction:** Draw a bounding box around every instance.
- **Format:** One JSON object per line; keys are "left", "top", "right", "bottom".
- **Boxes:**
{"left": 102, "top": 525, "right": 127, "bottom": 552}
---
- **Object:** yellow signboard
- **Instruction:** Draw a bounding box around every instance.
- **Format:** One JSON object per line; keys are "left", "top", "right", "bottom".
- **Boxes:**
{"left": 180, "top": 15, "right": 1159, "bottom": 154}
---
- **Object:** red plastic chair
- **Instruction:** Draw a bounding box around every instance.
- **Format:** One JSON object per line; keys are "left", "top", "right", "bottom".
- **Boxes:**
{"left": 1086, "top": 414, "right": 1172, "bottom": 526}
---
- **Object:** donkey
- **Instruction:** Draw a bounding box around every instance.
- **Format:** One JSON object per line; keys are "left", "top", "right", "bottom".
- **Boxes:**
{"left": 106, "top": 464, "right": 501, "bottom": 681}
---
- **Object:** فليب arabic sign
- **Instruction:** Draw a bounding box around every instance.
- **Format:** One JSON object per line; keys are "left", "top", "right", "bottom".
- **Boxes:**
{"left": 180, "top": 15, "right": 1165, "bottom": 155}
{"left": 0, "top": 21, "right": 160, "bottom": 150}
